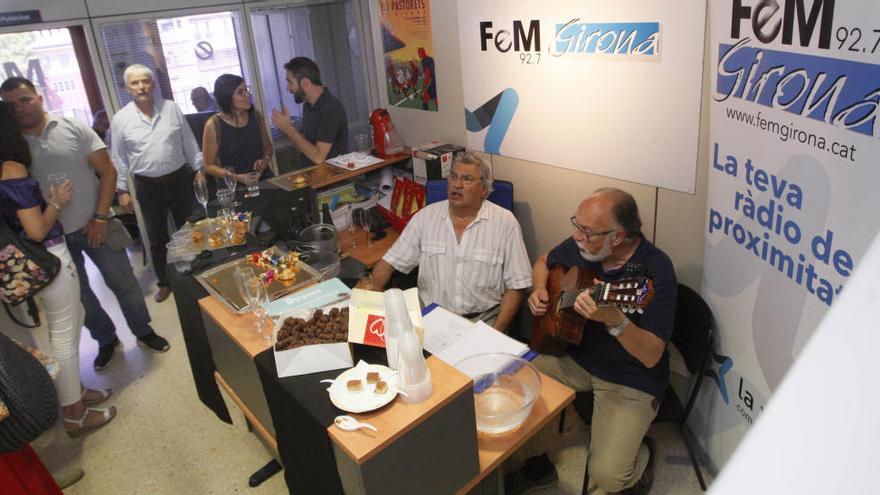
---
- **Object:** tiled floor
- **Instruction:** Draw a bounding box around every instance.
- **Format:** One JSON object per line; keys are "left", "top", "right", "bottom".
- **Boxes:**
{"left": 26, "top": 246, "right": 711, "bottom": 494}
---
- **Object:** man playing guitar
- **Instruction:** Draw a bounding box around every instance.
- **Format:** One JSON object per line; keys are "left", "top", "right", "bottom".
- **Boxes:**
{"left": 507, "top": 188, "right": 677, "bottom": 495}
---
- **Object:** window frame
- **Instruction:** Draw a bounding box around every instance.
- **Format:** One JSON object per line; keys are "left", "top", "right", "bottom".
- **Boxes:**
{"left": 0, "top": 19, "right": 114, "bottom": 125}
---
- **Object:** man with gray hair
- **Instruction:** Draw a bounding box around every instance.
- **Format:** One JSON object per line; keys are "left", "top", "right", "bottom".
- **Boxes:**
{"left": 110, "top": 64, "right": 204, "bottom": 303}
{"left": 369, "top": 152, "right": 531, "bottom": 332}
{"left": 506, "top": 187, "right": 678, "bottom": 494}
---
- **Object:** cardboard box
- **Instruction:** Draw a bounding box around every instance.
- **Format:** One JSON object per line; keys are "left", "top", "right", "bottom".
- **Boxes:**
{"left": 348, "top": 287, "right": 423, "bottom": 347}
{"left": 268, "top": 278, "right": 355, "bottom": 378}
{"left": 412, "top": 143, "right": 465, "bottom": 185}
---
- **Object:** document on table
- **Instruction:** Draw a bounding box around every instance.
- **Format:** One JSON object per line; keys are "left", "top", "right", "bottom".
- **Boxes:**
{"left": 422, "top": 306, "right": 530, "bottom": 366}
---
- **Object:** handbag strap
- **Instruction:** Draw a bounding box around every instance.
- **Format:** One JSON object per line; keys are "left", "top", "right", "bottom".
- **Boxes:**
{"left": 4, "top": 298, "right": 41, "bottom": 328}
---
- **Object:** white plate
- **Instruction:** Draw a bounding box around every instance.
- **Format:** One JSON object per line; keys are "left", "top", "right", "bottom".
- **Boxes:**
{"left": 327, "top": 361, "right": 399, "bottom": 414}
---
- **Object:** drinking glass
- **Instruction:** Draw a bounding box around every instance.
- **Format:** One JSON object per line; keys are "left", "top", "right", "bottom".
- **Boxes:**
{"left": 47, "top": 173, "right": 69, "bottom": 199}
{"left": 346, "top": 204, "right": 357, "bottom": 249}
{"left": 235, "top": 267, "right": 268, "bottom": 334}
{"left": 223, "top": 167, "right": 241, "bottom": 206}
{"left": 355, "top": 133, "right": 370, "bottom": 154}
{"left": 360, "top": 208, "right": 373, "bottom": 247}
{"left": 218, "top": 208, "right": 235, "bottom": 242}
{"left": 244, "top": 172, "right": 260, "bottom": 198}
{"left": 194, "top": 178, "right": 209, "bottom": 219}
{"left": 217, "top": 189, "right": 234, "bottom": 210}
{"left": 48, "top": 172, "right": 68, "bottom": 189}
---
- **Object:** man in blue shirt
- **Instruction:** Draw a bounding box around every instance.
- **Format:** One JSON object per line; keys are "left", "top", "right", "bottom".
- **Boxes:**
{"left": 508, "top": 187, "right": 677, "bottom": 495}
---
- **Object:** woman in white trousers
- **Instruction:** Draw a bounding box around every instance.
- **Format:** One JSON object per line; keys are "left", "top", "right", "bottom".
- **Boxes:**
{"left": 0, "top": 102, "right": 116, "bottom": 437}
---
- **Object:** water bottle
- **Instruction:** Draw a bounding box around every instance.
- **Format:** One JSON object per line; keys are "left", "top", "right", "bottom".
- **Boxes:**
{"left": 383, "top": 289, "right": 431, "bottom": 402}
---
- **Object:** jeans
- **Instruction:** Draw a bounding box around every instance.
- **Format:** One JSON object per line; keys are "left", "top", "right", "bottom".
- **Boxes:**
{"left": 65, "top": 230, "right": 153, "bottom": 347}
{"left": 33, "top": 243, "right": 84, "bottom": 406}
{"left": 133, "top": 166, "right": 195, "bottom": 287}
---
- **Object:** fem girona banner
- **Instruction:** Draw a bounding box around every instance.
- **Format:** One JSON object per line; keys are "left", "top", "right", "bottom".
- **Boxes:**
{"left": 698, "top": 0, "right": 880, "bottom": 469}
{"left": 456, "top": 0, "right": 706, "bottom": 192}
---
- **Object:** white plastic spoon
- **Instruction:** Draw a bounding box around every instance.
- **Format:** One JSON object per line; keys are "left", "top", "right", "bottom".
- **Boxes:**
{"left": 334, "top": 415, "right": 378, "bottom": 432}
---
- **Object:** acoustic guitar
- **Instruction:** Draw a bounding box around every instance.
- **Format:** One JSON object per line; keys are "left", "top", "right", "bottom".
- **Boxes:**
{"left": 530, "top": 263, "right": 654, "bottom": 355}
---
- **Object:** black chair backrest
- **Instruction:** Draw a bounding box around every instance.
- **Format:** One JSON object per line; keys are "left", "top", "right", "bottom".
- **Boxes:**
{"left": 672, "top": 283, "right": 714, "bottom": 375}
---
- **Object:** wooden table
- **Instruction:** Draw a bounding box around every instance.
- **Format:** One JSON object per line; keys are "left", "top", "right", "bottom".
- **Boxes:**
{"left": 199, "top": 296, "right": 276, "bottom": 452}
{"left": 338, "top": 227, "right": 400, "bottom": 268}
{"left": 328, "top": 357, "right": 480, "bottom": 494}
{"left": 200, "top": 291, "right": 575, "bottom": 494}
{"left": 457, "top": 371, "right": 575, "bottom": 494}
{"left": 270, "top": 154, "right": 410, "bottom": 191}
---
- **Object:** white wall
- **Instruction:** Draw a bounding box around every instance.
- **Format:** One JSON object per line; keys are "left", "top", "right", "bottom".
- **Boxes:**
{"left": 375, "top": 0, "right": 708, "bottom": 290}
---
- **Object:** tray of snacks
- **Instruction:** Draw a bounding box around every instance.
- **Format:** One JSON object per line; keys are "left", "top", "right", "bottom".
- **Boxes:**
{"left": 190, "top": 211, "right": 252, "bottom": 251}
{"left": 194, "top": 246, "right": 321, "bottom": 314}
{"left": 273, "top": 304, "right": 354, "bottom": 377}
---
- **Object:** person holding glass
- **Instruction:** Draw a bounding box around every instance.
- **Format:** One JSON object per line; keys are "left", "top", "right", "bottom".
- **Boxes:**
{"left": 202, "top": 74, "right": 273, "bottom": 192}
{"left": 109, "top": 64, "right": 205, "bottom": 303}
{"left": 0, "top": 102, "right": 117, "bottom": 436}
{"left": 1, "top": 76, "right": 171, "bottom": 370}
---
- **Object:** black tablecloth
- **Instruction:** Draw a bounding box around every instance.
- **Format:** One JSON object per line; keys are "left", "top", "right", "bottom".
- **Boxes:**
{"left": 172, "top": 178, "right": 324, "bottom": 421}
{"left": 254, "top": 344, "right": 389, "bottom": 495}
{"left": 168, "top": 236, "right": 266, "bottom": 424}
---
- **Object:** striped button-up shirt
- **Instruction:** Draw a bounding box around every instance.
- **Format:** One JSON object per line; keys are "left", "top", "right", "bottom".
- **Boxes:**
{"left": 383, "top": 200, "right": 532, "bottom": 314}
{"left": 110, "top": 97, "right": 203, "bottom": 191}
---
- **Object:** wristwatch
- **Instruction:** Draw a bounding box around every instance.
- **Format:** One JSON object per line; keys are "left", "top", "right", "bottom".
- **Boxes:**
{"left": 606, "top": 317, "right": 629, "bottom": 337}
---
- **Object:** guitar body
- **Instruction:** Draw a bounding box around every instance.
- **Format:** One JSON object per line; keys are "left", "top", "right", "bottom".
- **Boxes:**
{"left": 530, "top": 265, "right": 595, "bottom": 356}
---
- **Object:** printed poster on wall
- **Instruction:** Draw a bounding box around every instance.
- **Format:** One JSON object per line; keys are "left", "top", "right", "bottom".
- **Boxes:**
{"left": 378, "top": 0, "right": 438, "bottom": 111}
{"left": 456, "top": 0, "right": 706, "bottom": 193}
{"left": 698, "top": 0, "right": 880, "bottom": 470}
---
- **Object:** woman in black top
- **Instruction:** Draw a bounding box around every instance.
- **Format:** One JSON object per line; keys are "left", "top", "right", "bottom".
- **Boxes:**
{"left": 202, "top": 74, "right": 274, "bottom": 184}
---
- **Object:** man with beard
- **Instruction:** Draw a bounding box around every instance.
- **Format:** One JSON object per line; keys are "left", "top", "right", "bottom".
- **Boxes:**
{"left": 506, "top": 188, "right": 677, "bottom": 495}
{"left": 368, "top": 152, "right": 531, "bottom": 332}
{"left": 271, "top": 57, "right": 348, "bottom": 165}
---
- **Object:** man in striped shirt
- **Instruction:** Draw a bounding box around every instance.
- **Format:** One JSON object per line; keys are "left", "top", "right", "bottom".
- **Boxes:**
{"left": 371, "top": 152, "right": 531, "bottom": 332}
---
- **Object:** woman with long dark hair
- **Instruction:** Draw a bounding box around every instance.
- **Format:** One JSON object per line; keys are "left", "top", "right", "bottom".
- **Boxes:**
{"left": 0, "top": 102, "right": 116, "bottom": 437}
{"left": 202, "top": 74, "right": 274, "bottom": 183}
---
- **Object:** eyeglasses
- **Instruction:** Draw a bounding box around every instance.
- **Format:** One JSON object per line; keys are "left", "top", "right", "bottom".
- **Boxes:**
{"left": 448, "top": 172, "right": 477, "bottom": 186}
{"left": 570, "top": 216, "right": 616, "bottom": 241}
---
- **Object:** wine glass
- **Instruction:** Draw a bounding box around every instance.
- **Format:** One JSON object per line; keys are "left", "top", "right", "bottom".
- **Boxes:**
{"left": 194, "top": 178, "right": 209, "bottom": 219}
{"left": 236, "top": 268, "right": 268, "bottom": 337}
{"left": 346, "top": 204, "right": 357, "bottom": 249}
{"left": 218, "top": 208, "right": 235, "bottom": 243}
{"left": 360, "top": 208, "right": 373, "bottom": 247}
{"left": 223, "top": 167, "right": 241, "bottom": 207}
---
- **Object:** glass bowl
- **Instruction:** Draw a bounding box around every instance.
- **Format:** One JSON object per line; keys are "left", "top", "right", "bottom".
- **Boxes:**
{"left": 454, "top": 353, "right": 542, "bottom": 436}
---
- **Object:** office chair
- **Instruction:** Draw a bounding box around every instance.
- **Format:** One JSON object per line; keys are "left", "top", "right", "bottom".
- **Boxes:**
{"left": 425, "top": 179, "right": 514, "bottom": 212}
{"left": 572, "top": 283, "right": 714, "bottom": 492}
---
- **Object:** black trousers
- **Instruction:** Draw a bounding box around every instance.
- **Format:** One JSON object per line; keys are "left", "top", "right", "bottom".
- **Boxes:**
{"left": 134, "top": 166, "right": 195, "bottom": 287}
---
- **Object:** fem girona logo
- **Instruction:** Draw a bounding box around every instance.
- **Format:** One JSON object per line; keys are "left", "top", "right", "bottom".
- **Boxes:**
{"left": 363, "top": 314, "right": 387, "bottom": 346}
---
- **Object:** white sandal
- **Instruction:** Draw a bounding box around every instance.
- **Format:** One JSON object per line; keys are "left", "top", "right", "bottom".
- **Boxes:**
{"left": 81, "top": 387, "right": 112, "bottom": 407}
{"left": 63, "top": 406, "right": 117, "bottom": 438}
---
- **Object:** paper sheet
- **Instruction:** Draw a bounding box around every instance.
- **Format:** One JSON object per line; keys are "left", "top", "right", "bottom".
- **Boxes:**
{"left": 326, "top": 152, "right": 384, "bottom": 171}
{"left": 422, "top": 307, "right": 530, "bottom": 366}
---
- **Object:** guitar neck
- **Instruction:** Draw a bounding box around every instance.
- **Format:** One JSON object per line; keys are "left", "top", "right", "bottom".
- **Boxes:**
{"left": 558, "top": 284, "right": 605, "bottom": 310}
